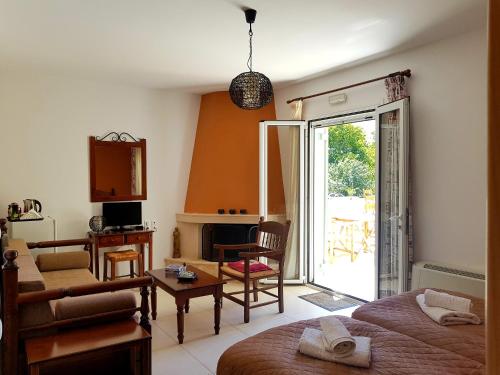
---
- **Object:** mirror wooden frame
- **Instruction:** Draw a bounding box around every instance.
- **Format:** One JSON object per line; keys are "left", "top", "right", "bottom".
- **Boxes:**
{"left": 89, "top": 136, "right": 147, "bottom": 202}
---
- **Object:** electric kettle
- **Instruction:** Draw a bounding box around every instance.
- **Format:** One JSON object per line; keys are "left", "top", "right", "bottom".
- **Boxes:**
{"left": 23, "top": 199, "right": 42, "bottom": 213}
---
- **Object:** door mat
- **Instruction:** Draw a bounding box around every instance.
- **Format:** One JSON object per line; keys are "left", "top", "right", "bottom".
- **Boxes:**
{"left": 299, "top": 292, "right": 363, "bottom": 312}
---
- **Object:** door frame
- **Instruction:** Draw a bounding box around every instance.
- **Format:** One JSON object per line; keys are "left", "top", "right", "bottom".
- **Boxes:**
{"left": 308, "top": 107, "right": 378, "bottom": 300}
{"left": 259, "top": 120, "right": 307, "bottom": 284}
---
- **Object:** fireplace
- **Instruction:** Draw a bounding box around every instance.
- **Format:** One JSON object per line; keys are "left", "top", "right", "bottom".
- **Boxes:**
{"left": 202, "top": 224, "right": 257, "bottom": 262}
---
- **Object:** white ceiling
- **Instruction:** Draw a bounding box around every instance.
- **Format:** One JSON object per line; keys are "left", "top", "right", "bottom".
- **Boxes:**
{"left": 0, "top": 0, "right": 487, "bottom": 92}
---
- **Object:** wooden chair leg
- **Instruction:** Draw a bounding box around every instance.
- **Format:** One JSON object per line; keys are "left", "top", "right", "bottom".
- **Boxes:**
{"left": 252, "top": 280, "right": 258, "bottom": 302}
{"left": 110, "top": 259, "right": 116, "bottom": 281}
{"left": 138, "top": 253, "right": 144, "bottom": 276}
{"left": 278, "top": 275, "right": 284, "bottom": 313}
{"left": 104, "top": 256, "right": 108, "bottom": 281}
{"left": 130, "top": 260, "right": 135, "bottom": 278}
{"left": 244, "top": 277, "right": 250, "bottom": 323}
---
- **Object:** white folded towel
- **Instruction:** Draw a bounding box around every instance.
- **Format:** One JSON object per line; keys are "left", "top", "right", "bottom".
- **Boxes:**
{"left": 424, "top": 289, "right": 472, "bottom": 313}
{"left": 299, "top": 328, "right": 371, "bottom": 368}
{"left": 416, "top": 294, "right": 481, "bottom": 326}
{"left": 319, "top": 316, "right": 356, "bottom": 356}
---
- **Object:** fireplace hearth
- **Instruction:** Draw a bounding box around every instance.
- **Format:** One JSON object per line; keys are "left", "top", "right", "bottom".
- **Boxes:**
{"left": 202, "top": 224, "right": 257, "bottom": 262}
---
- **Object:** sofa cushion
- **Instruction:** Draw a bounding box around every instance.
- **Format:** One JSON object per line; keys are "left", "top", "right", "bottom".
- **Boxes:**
{"left": 37, "top": 251, "right": 90, "bottom": 272}
{"left": 41, "top": 268, "right": 98, "bottom": 290}
{"left": 20, "top": 303, "right": 55, "bottom": 329}
{"left": 51, "top": 291, "right": 137, "bottom": 321}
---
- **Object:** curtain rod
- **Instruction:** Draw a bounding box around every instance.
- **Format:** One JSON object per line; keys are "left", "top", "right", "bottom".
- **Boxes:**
{"left": 286, "top": 69, "right": 412, "bottom": 104}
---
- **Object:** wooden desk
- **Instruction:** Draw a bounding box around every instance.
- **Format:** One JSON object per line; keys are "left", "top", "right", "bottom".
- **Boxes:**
{"left": 146, "top": 266, "right": 224, "bottom": 344}
{"left": 25, "top": 319, "right": 151, "bottom": 375}
{"left": 89, "top": 230, "right": 154, "bottom": 281}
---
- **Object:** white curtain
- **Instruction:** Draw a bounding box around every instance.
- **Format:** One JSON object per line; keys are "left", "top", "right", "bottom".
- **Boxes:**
{"left": 282, "top": 100, "right": 303, "bottom": 279}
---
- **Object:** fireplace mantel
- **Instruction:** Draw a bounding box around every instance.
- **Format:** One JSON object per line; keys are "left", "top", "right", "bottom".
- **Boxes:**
{"left": 176, "top": 213, "right": 285, "bottom": 225}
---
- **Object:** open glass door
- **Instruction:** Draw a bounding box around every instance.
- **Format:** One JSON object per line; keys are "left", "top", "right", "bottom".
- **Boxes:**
{"left": 310, "top": 110, "right": 377, "bottom": 301}
{"left": 259, "top": 120, "right": 307, "bottom": 283}
{"left": 377, "top": 98, "right": 410, "bottom": 297}
{"left": 309, "top": 98, "right": 410, "bottom": 300}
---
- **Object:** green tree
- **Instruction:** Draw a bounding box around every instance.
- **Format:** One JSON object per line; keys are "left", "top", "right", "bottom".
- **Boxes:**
{"left": 328, "top": 124, "right": 374, "bottom": 167}
{"left": 329, "top": 155, "right": 374, "bottom": 197}
{"left": 328, "top": 124, "right": 375, "bottom": 197}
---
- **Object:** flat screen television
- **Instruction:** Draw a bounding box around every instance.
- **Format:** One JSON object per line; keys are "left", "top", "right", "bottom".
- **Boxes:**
{"left": 103, "top": 202, "right": 142, "bottom": 230}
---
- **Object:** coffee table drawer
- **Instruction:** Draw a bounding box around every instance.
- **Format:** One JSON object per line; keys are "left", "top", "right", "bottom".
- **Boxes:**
{"left": 98, "top": 235, "right": 124, "bottom": 247}
{"left": 126, "top": 233, "right": 150, "bottom": 244}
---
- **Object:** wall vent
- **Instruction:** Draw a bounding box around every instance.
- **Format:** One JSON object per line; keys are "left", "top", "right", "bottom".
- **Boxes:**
{"left": 423, "top": 263, "right": 485, "bottom": 280}
{"left": 412, "top": 261, "right": 485, "bottom": 298}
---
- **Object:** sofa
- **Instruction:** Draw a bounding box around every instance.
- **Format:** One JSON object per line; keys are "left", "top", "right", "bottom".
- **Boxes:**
{"left": 2, "top": 238, "right": 153, "bottom": 375}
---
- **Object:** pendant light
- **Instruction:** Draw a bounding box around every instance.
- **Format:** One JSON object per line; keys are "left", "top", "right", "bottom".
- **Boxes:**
{"left": 229, "top": 8, "right": 273, "bottom": 110}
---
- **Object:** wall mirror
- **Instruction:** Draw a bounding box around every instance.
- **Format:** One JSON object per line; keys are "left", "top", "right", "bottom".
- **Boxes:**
{"left": 89, "top": 133, "right": 147, "bottom": 202}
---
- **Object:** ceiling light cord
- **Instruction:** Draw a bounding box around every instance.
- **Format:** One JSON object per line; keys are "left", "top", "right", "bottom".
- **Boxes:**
{"left": 247, "top": 24, "right": 253, "bottom": 72}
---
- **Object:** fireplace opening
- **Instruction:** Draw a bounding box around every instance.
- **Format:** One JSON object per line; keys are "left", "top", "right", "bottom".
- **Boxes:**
{"left": 202, "top": 224, "right": 257, "bottom": 262}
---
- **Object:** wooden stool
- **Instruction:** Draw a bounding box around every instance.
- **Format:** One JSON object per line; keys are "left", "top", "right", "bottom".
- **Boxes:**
{"left": 104, "top": 249, "right": 144, "bottom": 281}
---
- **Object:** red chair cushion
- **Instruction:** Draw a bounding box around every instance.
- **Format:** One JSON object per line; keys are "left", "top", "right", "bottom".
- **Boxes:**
{"left": 228, "top": 260, "right": 272, "bottom": 273}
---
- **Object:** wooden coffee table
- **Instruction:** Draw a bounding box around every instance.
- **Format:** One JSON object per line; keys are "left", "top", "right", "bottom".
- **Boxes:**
{"left": 146, "top": 266, "right": 224, "bottom": 344}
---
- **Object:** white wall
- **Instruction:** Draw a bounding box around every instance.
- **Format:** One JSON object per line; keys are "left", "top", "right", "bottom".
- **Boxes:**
{"left": 0, "top": 72, "right": 200, "bottom": 269}
{"left": 275, "top": 29, "right": 487, "bottom": 272}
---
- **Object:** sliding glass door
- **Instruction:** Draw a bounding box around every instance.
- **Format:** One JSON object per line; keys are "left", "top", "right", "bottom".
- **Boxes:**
{"left": 259, "top": 120, "right": 307, "bottom": 283}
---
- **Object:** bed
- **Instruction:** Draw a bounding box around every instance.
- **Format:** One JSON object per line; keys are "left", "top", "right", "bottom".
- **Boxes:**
{"left": 217, "top": 289, "right": 485, "bottom": 375}
{"left": 351, "top": 289, "right": 485, "bottom": 363}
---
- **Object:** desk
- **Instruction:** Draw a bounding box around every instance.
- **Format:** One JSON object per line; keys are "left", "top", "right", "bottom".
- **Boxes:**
{"left": 89, "top": 230, "right": 154, "bottom": 281}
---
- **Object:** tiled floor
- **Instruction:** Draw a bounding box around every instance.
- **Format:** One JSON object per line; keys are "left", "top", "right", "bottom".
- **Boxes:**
{"left": 149, "top": 281, "right": 359, "bottom": 374}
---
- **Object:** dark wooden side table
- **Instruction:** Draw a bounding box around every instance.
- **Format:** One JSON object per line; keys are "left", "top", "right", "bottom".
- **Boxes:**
{"left": 25, "top": 319, "right": 151, "bottom": 375}
{"left": 146, "top": 266, "right": 225, "bottom": 344}
{"left": 88, "top": 229, "right": 154, "bottom": 281}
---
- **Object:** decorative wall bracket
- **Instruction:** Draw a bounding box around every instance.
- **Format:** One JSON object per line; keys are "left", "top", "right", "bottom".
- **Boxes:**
{"left": 96, "top": 132, "right": 141, "bottom": 142}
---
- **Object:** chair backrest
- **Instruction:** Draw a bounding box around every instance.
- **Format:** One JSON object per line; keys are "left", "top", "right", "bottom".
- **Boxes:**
{"left": 255, "top": 217, "right": 291, "bottom": 252}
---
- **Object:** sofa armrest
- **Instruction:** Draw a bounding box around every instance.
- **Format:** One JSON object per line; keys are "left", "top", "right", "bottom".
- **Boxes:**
{"left": 27, "top": 238, "right": 92, "bottom": 249}
{"left": 36, "top": 251, "right": 90, "bottom": 272}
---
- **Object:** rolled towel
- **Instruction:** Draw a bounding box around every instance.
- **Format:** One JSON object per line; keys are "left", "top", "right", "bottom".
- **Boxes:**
{"left": 319, "top": 316, "right": 356, "bottom": 356}
{"left": 299, "top": 328, "right": 371, "bottom": 368}
{"left": 416, "top": 294, "right": 481, "bottom": 326}
{"left": 424, "top": 289, "right": 472, "bottom": 313}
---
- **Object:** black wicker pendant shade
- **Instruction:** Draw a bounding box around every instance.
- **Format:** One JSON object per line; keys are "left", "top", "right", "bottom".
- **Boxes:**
{"left": 229, "top": 8, "right": 273, "bottom": 110}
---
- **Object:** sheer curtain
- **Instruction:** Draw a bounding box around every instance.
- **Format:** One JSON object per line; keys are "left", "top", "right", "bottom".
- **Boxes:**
{"left": 282, "top": 100, "right": 303, "bottom": 279}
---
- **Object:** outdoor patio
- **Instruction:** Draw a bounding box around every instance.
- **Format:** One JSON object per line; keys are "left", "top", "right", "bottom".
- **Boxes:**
{"left": 313, "top": 196, "right": 376, "bottom": 301}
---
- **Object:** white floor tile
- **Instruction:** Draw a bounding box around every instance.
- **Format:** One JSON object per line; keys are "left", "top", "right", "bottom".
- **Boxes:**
{"left": 150, "top": 284, "right": 355, "bottom": 372}
{"left": 181, "top": 327, "right": 248, "bottom": 373}
{"left": 152, "top": 346, "right": 212, "bottom": 375}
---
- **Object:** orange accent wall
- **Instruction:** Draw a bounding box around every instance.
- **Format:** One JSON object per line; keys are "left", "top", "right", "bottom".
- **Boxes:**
{"left": 184, "top": 91, "right": 285, "bottom": 214}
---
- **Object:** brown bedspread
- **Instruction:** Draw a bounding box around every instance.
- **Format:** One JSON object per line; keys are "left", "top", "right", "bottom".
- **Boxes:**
{"left": 351, "top": 289, "right": 485, "bottom": 363}
{"left": 216, "top": 316, "right": 484, "bottom": 375}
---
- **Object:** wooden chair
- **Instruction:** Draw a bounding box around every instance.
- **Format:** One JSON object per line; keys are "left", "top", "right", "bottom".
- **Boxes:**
{"left": 215, "top": 217, "right": 291, "bottom": 323}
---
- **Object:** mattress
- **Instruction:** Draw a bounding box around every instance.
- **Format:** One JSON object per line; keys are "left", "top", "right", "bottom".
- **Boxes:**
{"left": 351, "top": 289, "right": 485, "bottom": 363}
{"left": 216, "top": 316, "right": 484, "bottom": 375}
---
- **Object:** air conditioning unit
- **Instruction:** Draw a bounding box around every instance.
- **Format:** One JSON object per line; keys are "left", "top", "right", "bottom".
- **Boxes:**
{"left": 411, "top": 261, "right": 485, "bottom": 298}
